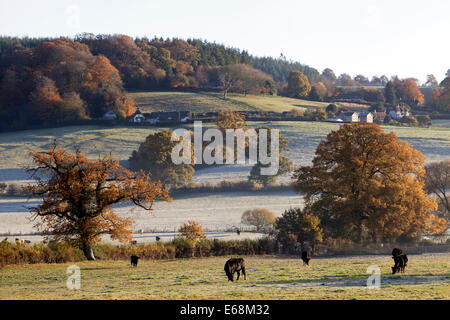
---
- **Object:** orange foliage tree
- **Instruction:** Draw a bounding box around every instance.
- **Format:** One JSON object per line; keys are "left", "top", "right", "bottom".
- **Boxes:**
{"left": 397, "top": 78, "right": 424, "bottom": 104}
{"left": 293, "top": 124, "right": 443, "bottom": 242}
{"left": 178, "top": 221, "right": 206, "bottom": 241}
{"left": 216, "top": 111, "right": 247, "bottom": 130}
{"left": 27, "top": 147, "right": 170, "bottom": 260}
{"left": 29, "top": 76, "right": 62, "bottom": 122}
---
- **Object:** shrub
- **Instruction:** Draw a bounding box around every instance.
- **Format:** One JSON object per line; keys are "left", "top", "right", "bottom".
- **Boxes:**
{"left": 241, "top": 208, "right": 276, "bottom": 232}
{"left": 178, "top": 221, "right": 206, "bottom": 241}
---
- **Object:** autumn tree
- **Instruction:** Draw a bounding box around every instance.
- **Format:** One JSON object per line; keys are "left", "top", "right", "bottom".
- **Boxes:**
{"left": 293, "top": 124, "right": 444, "bottom": 242}
{"left": 286, "top": 71, "right": 311, "bottom": 98}
{"left": 178, "top": 220, "right": 206, "bottom": 241}
{"left": 27, "top": 147, "right": 170, "bottom": 260}
{"left": 58, "top": 92, "right": 88, "bottom": 122}
{"left": 396, "top": 78, "right": 425, "bottom": 104}
{"left": 128, "top": 130, "right": 195, "bottom": 188}
{"left": 310, "top": 81, "right": 327, "bottom": 101}
{"left": 216, "top": 111, "right": 247, "bottom": 130}
{"left": 241, "top": 208, "right": 276, "bottom": 233}
{"left": 29, "top": 76, "right": 62, "bottom": 123}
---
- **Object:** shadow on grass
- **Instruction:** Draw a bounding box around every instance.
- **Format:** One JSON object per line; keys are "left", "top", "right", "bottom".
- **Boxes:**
{"left": 258, "top": 273, "right": 449, "bottom": 287}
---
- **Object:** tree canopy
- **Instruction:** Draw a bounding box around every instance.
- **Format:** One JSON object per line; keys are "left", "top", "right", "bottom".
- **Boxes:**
{"left": 27, "top": 147, "right": 170, "bottom": 260}
{"left": 293, "top": 124, "right": 445, "bottom": 242}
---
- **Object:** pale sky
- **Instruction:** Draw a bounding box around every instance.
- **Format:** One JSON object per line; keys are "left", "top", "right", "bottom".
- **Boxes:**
{"left": 1, "top": 0, "right": 449, "bottom": 83}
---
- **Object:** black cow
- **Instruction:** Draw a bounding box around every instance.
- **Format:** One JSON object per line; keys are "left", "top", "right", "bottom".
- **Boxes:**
{"left": 224, "top": 258, "right": 246, "bottom": 282}
{"left": 301, "top": 245, "right": 312, "bottom": 266}
{"left": 392, "top": 254, "right": 408, "bottom": 274}
{"left": 392, "top": 248, "right": 403, "bottom": 257}
{"left": 130, "top": 255, "right": 140, "bottom": 267}
{"left": 301, "top": 250, "right": 311, "bottom": 266}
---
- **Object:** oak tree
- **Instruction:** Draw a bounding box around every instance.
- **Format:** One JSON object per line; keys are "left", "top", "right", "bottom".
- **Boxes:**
{"left": 27, "top": 148, "right": 170, "bottom": 260}
{"left": 293, "top": 124, "right": 443, "bottom": 242}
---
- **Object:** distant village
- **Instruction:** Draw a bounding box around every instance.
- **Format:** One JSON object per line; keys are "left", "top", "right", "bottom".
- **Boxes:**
{"left": 101, "top": 103, "right": 413, "bottom": 126}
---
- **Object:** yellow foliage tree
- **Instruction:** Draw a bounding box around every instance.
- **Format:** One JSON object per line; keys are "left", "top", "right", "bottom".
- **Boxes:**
{"left": 178, "top": 221, "right": 206, "bottom": 241}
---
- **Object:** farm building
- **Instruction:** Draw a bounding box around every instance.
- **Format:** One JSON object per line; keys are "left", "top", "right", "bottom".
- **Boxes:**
{"left": 128, "top": 109, "right": 145, "bottom": 123}
{"left": 358, "top": 112, "right": 373, "bottom": 123}
{"left": 339, "top": 112, "right": 359, "bottom": 123}
{"left": 389, "top": 105, "right": 410, "bottom": 120}
{"left": 102, "top": 110, "right": 117, "bottom": 121}
{"left": 145, "top": 111, "right": 191, "bottom": 124}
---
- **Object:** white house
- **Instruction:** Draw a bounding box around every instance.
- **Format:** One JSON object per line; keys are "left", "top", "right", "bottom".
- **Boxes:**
{"left": 339, "top": 112, "right": 359, "bottom": 123}
{"left": 358, "top": 112, "right": 373, "bottom": 123}
{"left": 128, "top": 109, "right": 145, "bottom": 123}
{"left": 389, "top": 105, "right": 410, "bottom": 120}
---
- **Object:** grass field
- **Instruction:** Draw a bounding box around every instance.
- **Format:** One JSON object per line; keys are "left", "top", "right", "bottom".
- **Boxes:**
{"left": 127, "top": 91, "right": 331, "bottom": 113}
{"left": 1, "top": 254, "right": 448, "bottom": 300}
{"left": 0, "top": 121, "right": 448, "bottom": 234}
{"left": 0, "top": 190, "right": 302, "bottom": 234}
{"left": 1, "top": 121, "right": 448, "bottom": 182}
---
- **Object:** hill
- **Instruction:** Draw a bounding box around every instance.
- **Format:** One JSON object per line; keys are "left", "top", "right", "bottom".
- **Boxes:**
{"left": 128, "top": 91, "right": 330, "bottom": 113}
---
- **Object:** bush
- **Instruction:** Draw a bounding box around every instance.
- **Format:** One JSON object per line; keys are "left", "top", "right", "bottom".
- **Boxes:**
{"left": 178, "top": 221, "right": 206, "bottom": 241}
{"left": 241, "top": 208, "right": 276, "bottom": 232}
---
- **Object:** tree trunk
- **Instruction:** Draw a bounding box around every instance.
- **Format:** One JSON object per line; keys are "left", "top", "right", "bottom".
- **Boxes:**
{"left": 82, "top": 243, "right": 96, "bottom": 261}
{"left": 223, "top": 89, "right": 228, "bottom": 100}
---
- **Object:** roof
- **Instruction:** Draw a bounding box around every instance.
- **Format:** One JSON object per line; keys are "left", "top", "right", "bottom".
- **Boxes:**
{"left": 340, "top": 112, "right": 358, "bottom": 116}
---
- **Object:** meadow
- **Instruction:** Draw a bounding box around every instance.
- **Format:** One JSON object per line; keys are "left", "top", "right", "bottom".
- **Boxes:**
{"left": 0, "top": 121, "right": 449, "bottom": 183}
{"left": 0, "top": 254, "right": 448, "bottom": 300}
{"left": 127, "top": 91, "right": 331, "bottom": 113}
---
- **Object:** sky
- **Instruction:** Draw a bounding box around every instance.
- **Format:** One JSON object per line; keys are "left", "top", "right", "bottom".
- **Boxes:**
{"left": 0, "top": 0, "right": 449, "bottom": 83}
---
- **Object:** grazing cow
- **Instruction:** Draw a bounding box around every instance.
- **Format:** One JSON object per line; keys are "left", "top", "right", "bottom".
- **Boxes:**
{"left": 236, "top": 230, "right": 241, "bottom": 236}
{"left": 131, "top": 240, "right": 137, "bottom": 245}
{"left": 301, "top": 250, "right": 311, "bottom": 266}
{"left": 301, "top": 245, "right": 312, "bottom": 266}
{"left": 392, "top": 254, "right": 408, "bottom": 274}
{"left": 392, "top": 248, "right": 403, "bottom": 257}
{"left": 130, "top": 255, "right": 140, "bottom": 267}
{"left": 224, "top": 258, "right": 246, "bottom": 282}
{"left": 155, "top": 236, "right": 161, "bottom": 241}
{"left": 24, "top": 240, "right": 31, "bottom": 244}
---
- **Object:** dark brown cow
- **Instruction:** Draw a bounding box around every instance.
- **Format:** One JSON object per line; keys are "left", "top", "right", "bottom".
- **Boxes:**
{"left": 301, "top": 250, "right": 311, "bottom": 266}
{"left": 392, "top": 248, "right": 403, "bottom": 257}
{"left": 392, "top": 254, "right": 408, "bottom": 274}
{"left": 224, "top": 258, "right": 246, "bottom": 282}
{"left": 130, "top": 255, "right": 140, "bottom": 267}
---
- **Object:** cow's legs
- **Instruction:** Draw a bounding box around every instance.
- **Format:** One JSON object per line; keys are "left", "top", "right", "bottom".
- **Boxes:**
{"left": 236, "top": 270, "right": 240, "bottom": 280}
{"left": 242, "top": 267, "right": 246, "bottom": 280}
